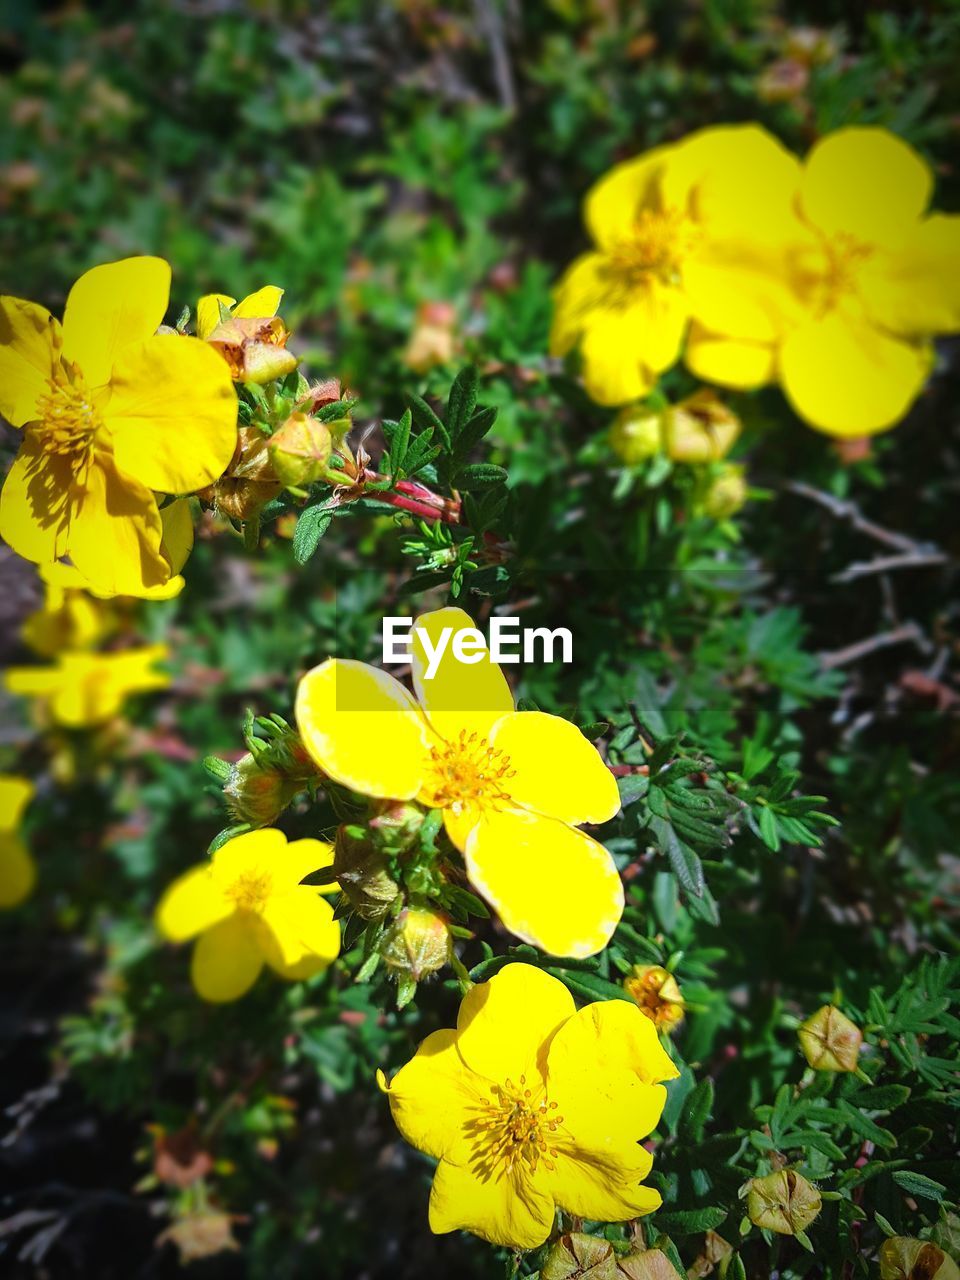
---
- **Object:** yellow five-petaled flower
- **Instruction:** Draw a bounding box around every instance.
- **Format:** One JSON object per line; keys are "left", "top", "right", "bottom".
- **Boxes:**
{"left": 295, "top": 607, "right": 624, "bottom": 958}
{"left": 378, "top": 963, "right": 678, "bottom": 1249}
{"left": 155, "top": 828, "right": 341, "bottom": 1002}
{"left": 5, "top": 644, "right": 170, "bottom": 728}
{"left": 0, "top": 257, "right": 237, "bottom": 596}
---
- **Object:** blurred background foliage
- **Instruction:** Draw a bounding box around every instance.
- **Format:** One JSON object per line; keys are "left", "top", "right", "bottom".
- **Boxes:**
{"left": 0, "top": 1, "right": 958, "bottom": 1278}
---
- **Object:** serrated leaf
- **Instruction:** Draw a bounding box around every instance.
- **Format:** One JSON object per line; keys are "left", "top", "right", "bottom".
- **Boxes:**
{"left": 891, "top": 1171, "right": 946, "bottom": 1201}
{"left": 446, "top": 366, "right": 479, "bottom": 439}
{"left": 653, "top": 1207, "right": 727, "bottom": 1234}
{"left": 293, "top": 504, "right": 334, "bottom": 564}
{"left": 679, "top": 1078, "right": 714, "bottom": 1144}
{"left": 453, "top": 462, "right": 508, "bottom": 491}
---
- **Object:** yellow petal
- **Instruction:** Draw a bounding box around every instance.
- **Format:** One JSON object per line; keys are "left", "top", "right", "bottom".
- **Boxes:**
{"left": 259, "top": 888, "right": 340, "bottom": 967}
{"left": 428, "top": 1157, "right": 555, "bottom": 1249}
{"left": 62, "top": 257, "right": 172, "bottom": 390}
{"left": 800, "top": 128, "right": 932, "bottom": 245}
{"left": 585, "top": 148, "right": 671, "bottom": 251}
{"left": 209, "top": 826, "right": 287, "bottom": 885}
{"left": 547, "top": 1147, "right": 660, "bottom": 1223}
{"left": 780, "top": 314, "right": 931, "bottom": 437}
{"left": 268, "top": 952, "right": 332, "bottom": 982}
{"left": 47, "top": 647, "right": 169, "bottom": 727}
{"left": 549, "top": 254, "right": 608, "bottom": 357}
{"left": 190, "top": 914, "right": 263, "bottom": 1002}
{"left": 233, "top": 286, "right": 283, "bottom": 320}
{"left": 859, "top": 214, "right": 960, "bottom": 336}
{"left": 412, "top": 607, "right": 514, "bottom": 743}
{"left": 684, "top": 250, "right": 801, "bottom": 345}
{"left": 196, "top": 294, "right": 236, "bottom": 342}
{"left": 106, "top": 334, "right": 238, "bottom": 494}
{"left": 295, "top": 658, "right": 431, "bottom": 800}
{"left": 0, "top": 297, "right": 61, "bottom": 427}
{"left": 65, "top": 454, "right": 171, "bottom": 597}
{"left": 546, "top": 996, "right": 680, "bottom": 1088}
{"left": 685, "top": 326, "right": 777, "bottom": 389}
{"left": 273, "top": 837, "right": 337, "bottom": 891}
{"left": 4, "top": 665, "right": 66, "bottom": 703}
{"left": 160, "top": 498, "right": 194, "bottom": 574}
{"left": 0, "top": 833, "right": 36, "bottom": 909}
{"left": 465, "top": 809, "right": 624, "bottom": 958}
{"left": 455, "top": 962, "right": 575, "bottom": 1081}
{"left": 379, "top": 1028, "right": 476, "bottom": 1161}
{"left": 490, "top": 711, "right": 621, "bottom": 826}
{"left": 0, "top": 435, "right": 71, "bottom": 565}
{"left": 156, "top": 864, "right": 232, "bottom": 942}
{"left": 0, "top": 775, "right": 34, "bottom": 830}
{"left": 579, "top": 288, "right": 688, "bottom": 406}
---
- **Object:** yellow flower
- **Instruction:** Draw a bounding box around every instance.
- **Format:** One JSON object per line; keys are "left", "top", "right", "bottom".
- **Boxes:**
{"left": 5, "top": 644, "right": 170, "bottom": 727}
{"left": 295, "top": 607, "right": 623, "bottom": 958}
{"left": 22, "top": 565, "right": 109, "bottom": 658}
{"left": 551, "top": 125, "right": 804, "bottom": 405}
{"left": 624, "top": 965, "right": 685, "bottom": 1032}
{"left": 0, "top": 258, "right": 237, "bottom": 596}
{"left": 377, "top": 963, "right": 678, "bottom": 1248}
{"left": 0, "top": 775, "right": 36, "bottom": 909}
{"left": 195, "top": 286, "right": 284, "bottom": 341}
{"left": 692, "top": 128, "right": 960, "bottom": 436}
{"left": 155, "top": 828, "right": 340, "bottom": 1003}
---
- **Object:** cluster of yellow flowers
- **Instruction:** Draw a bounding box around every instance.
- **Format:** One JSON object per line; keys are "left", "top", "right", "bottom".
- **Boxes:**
{"left": 552, "top": 125, "right": 960, "bottom": 437}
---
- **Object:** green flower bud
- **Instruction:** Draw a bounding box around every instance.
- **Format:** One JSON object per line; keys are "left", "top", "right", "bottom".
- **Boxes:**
{"left": 269, "top": 412, "right": 332, "bottom": 487}
{"left": 610, "top": 405, "right": 663, "bottom": 464}
{"left": 798, "top": 1004, "right": 863, "bottom": 1072}
{"left": 380, "top": 908, "right": 450, "bottom": 981}
{"left": 333, "top": 826, "right": 400, "bottom": 920}
{"left": 702, "top": 464, "right": 748, "bottom": 520}
{"left": 745, "top": 1169, "right": 822, "bottom": 1236}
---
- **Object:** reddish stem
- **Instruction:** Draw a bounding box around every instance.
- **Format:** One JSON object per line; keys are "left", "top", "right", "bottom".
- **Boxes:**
{"left": 375, "top": 487, "right": 461, "bottom": 525}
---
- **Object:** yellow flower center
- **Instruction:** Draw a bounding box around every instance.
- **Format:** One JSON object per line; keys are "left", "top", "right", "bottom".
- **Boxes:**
{"left": 421, "top": 730, "right": 516, "bottom": 813}
{"left": 33, "top": 368, "right": 101, "bottom": 477}
{"left": 226, "top": 869, "right": 272, "bottom": 912}
{"left": 471, "top": 1075, "right": 563, "bottom": 1175}
{"left": 809, "top": 230, "right": 874, "bottom": 314}
{"left": 611, "top": 207, "right": 699, "bottom": 289}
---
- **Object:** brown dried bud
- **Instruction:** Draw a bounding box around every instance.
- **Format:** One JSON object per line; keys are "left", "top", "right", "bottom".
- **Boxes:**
{"left": 541, "top": 1233, "right": 620, "bottom": 1280}
{"left": 687, "top": 1231, "right": 734, "bottom": 1278}
{"left": 619, "top": 1249, "right": 682, "bottom": 1280}
{"left": 268, "top": 413, "right": 332, "bottom": 487}
{"left": 380, "top": 908, "right": 450, "bottom": 981}
{"left": 623, "top": 964, "right": 685, "bottom": 1032}
{"left": 198, "top": 427, "right": 281, "bottom": 520}
{"left": 798, "top": 1005, "right": 862, "bottom": 1073}
{"left": 879, "top": 1238, "right": 960, "bottom": 1280}
{"left": 333, "top": 827, "right": 400, "bottom": 920}
{"left": 149, "top": 1124, "right": 213, "bottom": 1189}
{"left": 664, "top": 390, "right": 740, "bottom": 463}
{"left": 156, "top": 1211, "right": 240, "bottom": 1264}
{"left": 745, "top": 1169, "right": 822, "bottom": 1236}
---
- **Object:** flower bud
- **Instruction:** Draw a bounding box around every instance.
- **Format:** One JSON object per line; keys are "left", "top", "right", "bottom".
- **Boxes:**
{"left": 798, "top": 1004, "right": 862, "bottom": 1073}
{"left": 879, "top": 1238, "right": 960, "bottom": 1280}
{"left": 402, "top": 301, "right": 458, "bottom": 374}
{"left": 745, "top": 1169, "right": 822, "bottom": 1236}
{"left": 333, "top": 827, "right": 400, "bottom": 920}
{"left": 609, "top": 406, "right": 663, "bottom": 465}
{"left": 541, "top": 1233, "right": 620, "bottom": 1280}
{"left": 380, "top": 908, "right": 450, "bottom": 981}
{"left": 664, "top": 390, "right": 740, "bottom": 463}
{"left": 618, "top": 1250, "right": 680, "bottom": 1280}
{"left": 198, "top": 427, "right": 282, "bottom": 520}
{"left": 156, "top": 1211, "right": 240, "bottom": 1264}
{"left": 688, "top": 1231, "right": 734, "bottom": 1278}
{"left": 269, "top": 412, "right": 332, "bottom": 487}
{"left": 702, "top": 464, "right": 747, "bottom": 520}
{"left": 368, "top": 799, "right": 427, "bottom": 851}
{"left": 223, "top": 755, "right": 306, "bottom": 827}
{"left": 208, "top": 316, "right": 298, "bottom": 384}
{"left": 623, "top": 964, "right": 685, "bottom": 1032}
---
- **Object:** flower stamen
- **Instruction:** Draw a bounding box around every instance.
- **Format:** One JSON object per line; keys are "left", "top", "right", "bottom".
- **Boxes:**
{"left": 422, "top": 729, "right": 516, "bottom": 813}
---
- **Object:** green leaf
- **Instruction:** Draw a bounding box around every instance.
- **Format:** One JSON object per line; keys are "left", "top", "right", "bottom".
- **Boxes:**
{"left": 453, "top": 462, "right": 508, "bottom": 491}
{"left": 678, "top": 1077, "right": 714, "bottom": 1144}
{"left": 293, "top": 504, "right": 334, "bottom": 563}
{"left": 757, "top": 805, "right": 780, "bottom": 851}
{"left": 446, "top": 366, "right": 479, "bottom": 440}
{"left": 891, "top": 1171, "right": 946, "bottom": 1201}
{"left": 653, "top": 1207, "right": 727, "bottom": 1235}
{"left": 547, "top": 969, "right": 634, "bottom": 1005}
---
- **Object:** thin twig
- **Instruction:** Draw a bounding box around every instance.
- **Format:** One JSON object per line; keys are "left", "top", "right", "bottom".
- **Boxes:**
{"left": 821, "top": 622, "right": 933, "bottom": 670}
{"left": 831, "top": 550, "right": 948, "bottom": 583}
{"left": 785, "top": 480, "right": 942, "bottom": 556}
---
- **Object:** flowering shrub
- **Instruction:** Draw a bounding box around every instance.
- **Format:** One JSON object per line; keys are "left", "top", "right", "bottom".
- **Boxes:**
{"left": 0, "top": 5, "right": 958, "bottom": 1280}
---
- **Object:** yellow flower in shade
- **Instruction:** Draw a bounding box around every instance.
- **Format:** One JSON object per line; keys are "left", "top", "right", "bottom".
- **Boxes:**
{"left": 295, "top": 607, "right": 623, "bottom": 958}
{"left": 550, "top": 125, "right": 805, "bottom": 405}
{"left": 195, "top": 286, "right": 284, "bottom": 341}
{"left": 155, "top": 828, "right": 340, "bottom": 1003}
{"left": 0, "top": 776, "right": 36, "bottom": 909}
{"left": 623, "top": 965, "right": 685, "bottom": 1032}
{"left": 5, "top": 644, "right": 170, "bottom": 728}
{"left": 691, "top": 128, "right": 960, "bottom": 436}
{"left": 0, "top": 258, "right": 237, "bottom": 596}
{"left": 22, "top": 565, "right": 108, "bottom": 658}
{"left": 798, "top": 1004, "right": 863, "bottom": 1072}
{"left": 377, "top": 963, "right": 678, "bottom": 1249}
